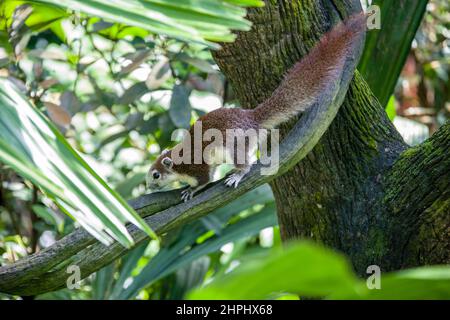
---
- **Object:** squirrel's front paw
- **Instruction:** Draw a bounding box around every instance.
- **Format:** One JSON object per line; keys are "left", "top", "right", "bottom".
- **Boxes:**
{"left": 224, "top": 173, "right": 243, "bottom": 188}
{"left": 181, "top": 188, "right": 194, "bottom": 202}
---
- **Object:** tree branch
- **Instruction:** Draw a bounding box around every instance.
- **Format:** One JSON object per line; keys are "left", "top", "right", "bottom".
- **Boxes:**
{"left": 383, "top": 121, "right": 450, "bottom": 268}
{"left": 0, "top": 23, "right": 366, "bottom": 297}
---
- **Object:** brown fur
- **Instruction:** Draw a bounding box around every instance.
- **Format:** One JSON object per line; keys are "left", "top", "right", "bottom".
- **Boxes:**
{"left": 252, "top": 13, "right": 367, "bottom": 128}
{"left": 148, "top": 13, "right": 367, "bottom": 193}
{"left": 150, "top": 108, "right": 259, "bottom": 187}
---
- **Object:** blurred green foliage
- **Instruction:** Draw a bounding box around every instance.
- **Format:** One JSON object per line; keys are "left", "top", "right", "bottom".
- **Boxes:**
{"left": 394, "top": 0, "right": 449, "bottom": 131}
{"left": 0, "top": 79, "right": 156, "bottom": 247}
{"left": 360, "top": 0, "right": 449, "bottom": 138}
{"left": 359, "top": 0, "right": 428, "bottom": 108}
{"left": 189, "top": 241, "right": 450, "bottom": 300}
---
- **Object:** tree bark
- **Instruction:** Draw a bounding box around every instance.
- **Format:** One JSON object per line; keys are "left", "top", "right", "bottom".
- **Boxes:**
{"left": 213, "top": 0, "right": 449, "bottom": 275}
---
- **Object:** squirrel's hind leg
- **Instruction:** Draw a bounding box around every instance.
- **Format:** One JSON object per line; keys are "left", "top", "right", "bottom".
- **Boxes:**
{"left": 224, "top": 137, "right": 256, "bottom": 188}
{"left": 225, "top": 163, "right": 252, "bottom": 188}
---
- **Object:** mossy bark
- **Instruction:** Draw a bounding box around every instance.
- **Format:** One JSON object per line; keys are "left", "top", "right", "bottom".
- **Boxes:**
{"left": 213, "top": 0, "right": 449, "bottom": 275}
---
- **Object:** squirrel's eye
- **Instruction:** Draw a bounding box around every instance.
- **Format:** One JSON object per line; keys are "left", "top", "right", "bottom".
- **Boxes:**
{"left": 152, "top": 172, "right": 161, "bottom": 179}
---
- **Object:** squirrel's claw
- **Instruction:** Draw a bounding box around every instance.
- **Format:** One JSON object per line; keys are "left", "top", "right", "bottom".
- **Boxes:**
{"left": 225, "top": 173, "right": 243, "bottom": 188}
{"left": 181, "top": 188, "right": 194, "bottom": 202}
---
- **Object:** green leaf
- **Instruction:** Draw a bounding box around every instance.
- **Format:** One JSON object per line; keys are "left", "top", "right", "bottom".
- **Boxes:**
{"left": 224, "top": 0, "right": 265, "bottom": 6}
{"left": 358, "top": 0, "right": 428, "bottom": 107}
{"left": 0, "top": 1, "right": 68, "bottom": 40}
{"left": 92, "top": 263, "right": 115, "bottom": 300}
{"left": 115, "top": 171, "right": 147, "bottom": 199}
{"left": 176, "top": 52, "right": 217, "bottom": 74}
{"left": 385, "top": 95, "right": 397, "bottom": 121}
{"left": 118, "top": 82, "right": 149, "bottom": 105}
{"left": 27, "top": 0, "right": 265, "bottom": 48}
{"left": 169, "top": 84, "right": 191, "bottom": 128}
{"left": 357, "top": 266, "right": 450, "bottom": 300}
{"left": 24, "top": 2, "right": 68, "bottom": 32}
{"left": 115, "top": 186, "right": 275, "bottom": 299}
{"left": 188, "top": 241, "right": 360, "bottom": 299}
{"left": 189, "top": 240, "right": 450, "bottom": 300}
{"left": 145, "top": 57, "right": 171, "bottom": 90}
{"left": 32, "top": 204, "right": 61, "bottom": 229}
{"left": 117, "top": 50, "right": 151, "bottom": 77}
{"left": 0, "top": 78, "right": 157, "bottom": 247}
{"left": 108, "top": 241, "right": 148, "bottom": 300}
{"left": 167, "top": 257, "right": 210, "bottom": 300}
{"left": 0, "top": 31, "right": 12, "bottom": 53}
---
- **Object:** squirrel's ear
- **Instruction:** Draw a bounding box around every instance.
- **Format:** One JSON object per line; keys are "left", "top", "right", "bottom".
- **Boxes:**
{"left": 162, "top": 157, "right": 173, "bottom": 169}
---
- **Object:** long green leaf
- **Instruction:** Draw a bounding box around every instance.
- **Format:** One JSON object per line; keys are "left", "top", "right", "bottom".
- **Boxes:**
{"left": 188, "top": 241, "right": 450, "bottom": 300}
{"left": 188, "top": 241, "right": 360, "bottom": 299}
{"left": 27, "top": 0, "right": 264, "bottom": 48}
{"left": 359, "top": 0, "right": 428, "bottom": 107}
{"left": 108, "top": 185, "right": 274, "bottom": 299}
{"left": 358, "top": 266, "right": 450, "bottom": 300}
{"left": 0, "top": 78, "right": 156, "bottom": 247}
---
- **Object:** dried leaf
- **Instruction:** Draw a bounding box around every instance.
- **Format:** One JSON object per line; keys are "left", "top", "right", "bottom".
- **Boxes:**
{"left": 44, "top": 102, "right": 72, "bottom": 127}
{"left": 33, "top": 60, "right": 43, "bottom": 80}
{"left": 40, "top": 78, "right": 58, "bottom": 89}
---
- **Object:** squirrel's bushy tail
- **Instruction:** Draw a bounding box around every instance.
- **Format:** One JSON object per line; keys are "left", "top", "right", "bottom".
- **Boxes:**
{"left": 253, "top": 13, "right": 367, "bottom": 129}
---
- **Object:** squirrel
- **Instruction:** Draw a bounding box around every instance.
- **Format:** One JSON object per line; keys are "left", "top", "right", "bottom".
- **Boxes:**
{"left": 147, "top": 13, "right": 367, "bottom": 202}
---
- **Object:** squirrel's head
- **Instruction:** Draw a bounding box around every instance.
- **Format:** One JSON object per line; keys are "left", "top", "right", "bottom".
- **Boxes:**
{"left": 146, "top": 149, "right": 176, "bottom": 190}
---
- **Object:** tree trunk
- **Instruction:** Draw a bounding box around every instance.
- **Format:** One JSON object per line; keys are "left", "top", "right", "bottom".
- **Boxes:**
{"left": 213, "top": 0, "right": 449, "bottom": 275}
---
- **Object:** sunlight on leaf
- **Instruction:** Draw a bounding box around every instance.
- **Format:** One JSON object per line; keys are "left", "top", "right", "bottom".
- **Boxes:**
{"left": 0, "top": 78, "right": 156, "bottom": 247}
{"left": 27, "top": 0, "right": 264, "bottom": 48}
